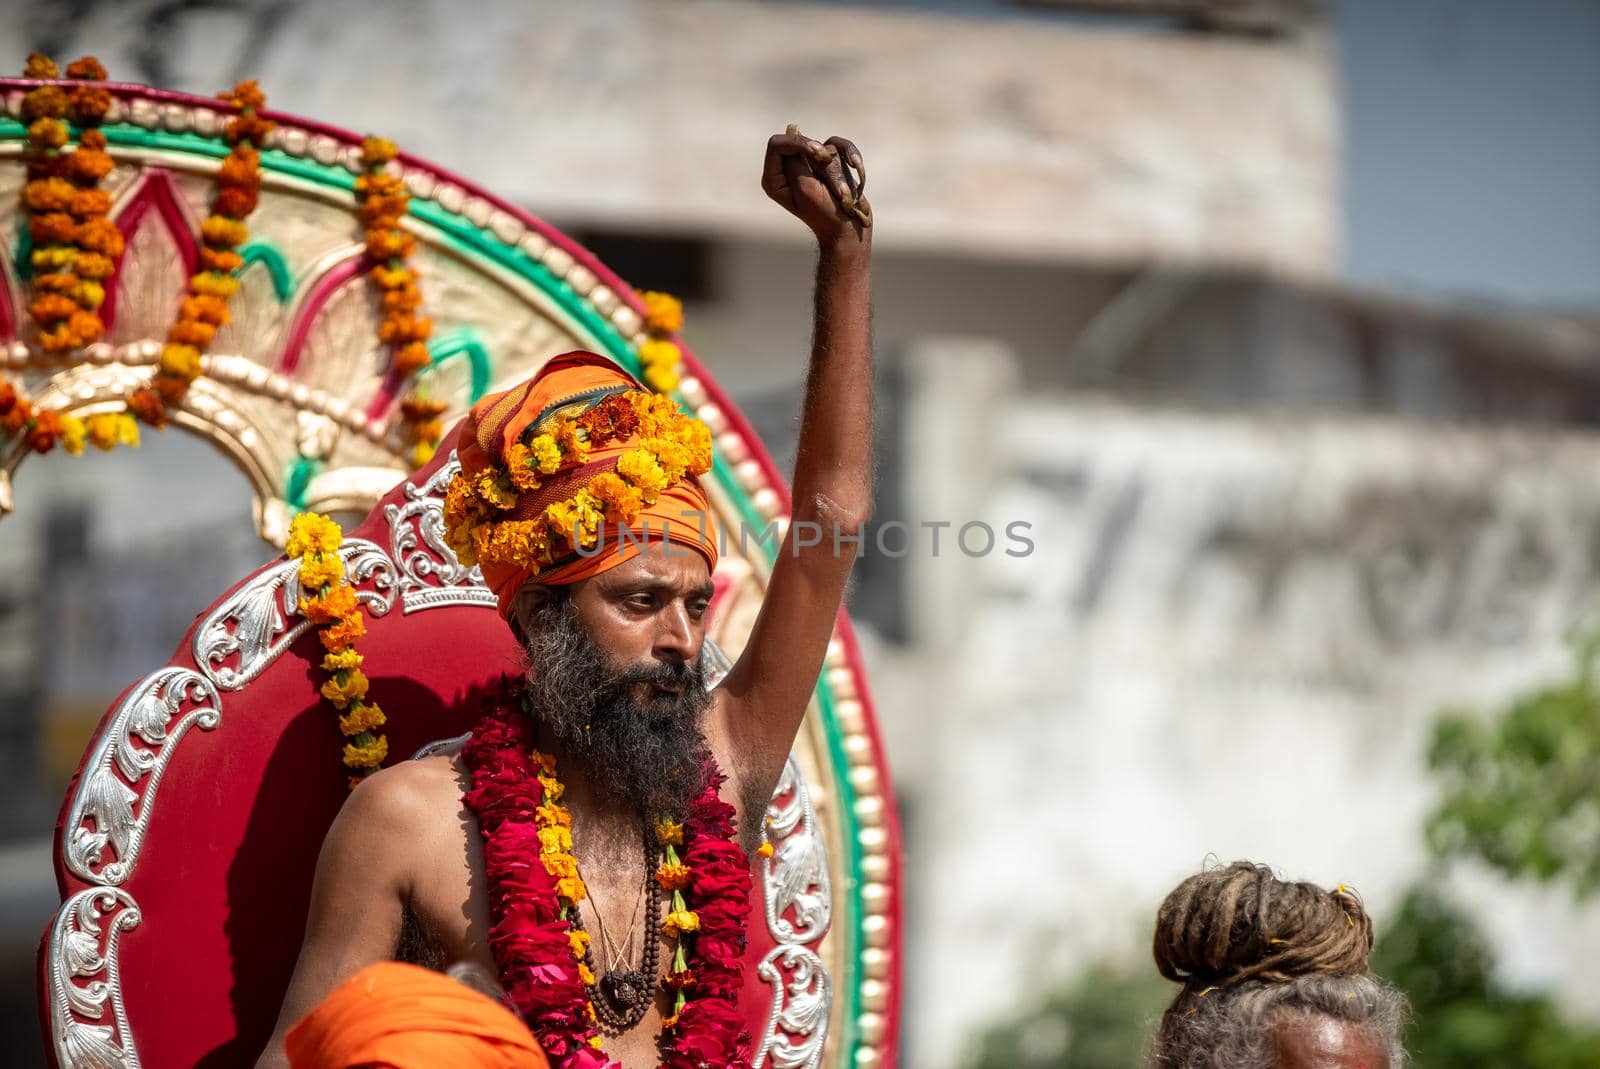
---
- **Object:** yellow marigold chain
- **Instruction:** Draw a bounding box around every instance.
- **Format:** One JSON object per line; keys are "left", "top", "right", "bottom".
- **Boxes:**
{"left": 287, "top": 512, "right": 390, "bottom": 786}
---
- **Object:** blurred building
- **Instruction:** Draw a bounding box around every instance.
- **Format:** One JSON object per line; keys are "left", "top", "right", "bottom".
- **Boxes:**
{"left": 4, "top": 1, "right": 1599, "bottom": 1066}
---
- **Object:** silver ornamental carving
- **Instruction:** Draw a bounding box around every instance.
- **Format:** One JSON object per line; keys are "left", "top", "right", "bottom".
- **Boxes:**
{"left": 754, "top": 758, "right": 833, "bottom": 1068}
{"left": 63, "top": 669, "right": 223, "bottom": 886}
{"left": 193, "top": 538, "right": 396, "bottom": 690}
{"left": 385, "top": 453, "right": 496, "bottom": 614}
{"left": 48, "top": 887, "right": 142, "bottom": 1069}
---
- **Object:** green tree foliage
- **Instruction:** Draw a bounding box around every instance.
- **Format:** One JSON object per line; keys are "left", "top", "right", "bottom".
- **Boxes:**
{"left": 963, "top": 963, "right": 1171, "bottom": 1069}
{"left": 1426, "top": 633, "right": 1600, "bottom": 894}
{"left": 1372, "top": 884, "right": 1600, "bottom": 1069}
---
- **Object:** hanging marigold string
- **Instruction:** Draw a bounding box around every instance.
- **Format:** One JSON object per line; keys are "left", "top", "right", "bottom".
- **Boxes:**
{"left": 354, "top": 136, "right": 440, "bottom": 469}
{"left": 286, "top": 512, "right": 389, "bottom": 786}
{"left": 132, "top": 81, "right": 273, "bottom": 428}
{"left": 4, "top": 55, "right": 135, "bottom": 457}
{"left": 636, "top": 290, "right": 685, "bottom": 394}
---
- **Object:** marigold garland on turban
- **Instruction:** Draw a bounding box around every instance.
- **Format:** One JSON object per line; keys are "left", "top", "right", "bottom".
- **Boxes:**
{"left": 636, "top": 290, "right": 685, "bottom": 393}
{"left": 287, "top": 512, "right": 389, "bottom": 786}
{"left": 134, "top": 81, "right": 272, "bottom": 426}
{"left": 442, "top": 383, "right": 714, "bottom": 601}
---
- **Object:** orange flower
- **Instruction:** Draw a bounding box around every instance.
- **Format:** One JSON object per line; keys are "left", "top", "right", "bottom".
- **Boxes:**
{"left": 85, "top": 413, "right": 122, "bottom": 451}
{"left": 301, "top": 582, "right": 359, "bottom": 625}
{"left": 168, "top": 319, "right": 217, "bottom": 348}
{"left": 74, "top": 252, "right": 113, "bottom": 280}
{"left": 30, "top": 212, "right": 76, "bottom": 246}
{"left": 224, "top": 80, "right": 266, "bottom": 112}
{"left": 319, "top": 667, "right": 370, "bottom": 708}
{"left": 21, "top": 87, "right": 67, "bottom": 121}
{"left": 128, "top": 387, "right": 168, "bottom": 428}
{"left": 639, "top": 290, "right": 685, "bottom": 335}
{"left": 68, "top": 188, "right": 112, "bottom": 219}
{"left": 152, "top": 373, "right": 190, "bottom": 404}
{"left": 368, "top": 264, "right": 412, "bottom": 289}
{"left": 227, "top": 114, "right": 275, "bottom": 147}
{"left": 62, "top": 146, "right": 113, "bottom": 183}
{"left": 380, "top": 285, "right": 422, "bottom": 315}
{"left": 356, "top": 172, "right": 405, "bottom": 199}
{"left": 29, "top": 293, "right": 77, "bottom": 323}
{"left": 0, "top": 380, "right": 16, "bottom": 414}
{"left": 198, "top": 248, "right": 243, "bottom": 275}
{"left": 27, "top": 408, "right": 62, "bottom": 453}
{"left": 393, "top": 341, "right": 431, "bottom": 376}
{"left": 319, "top": 612, "right": 367, "bottom": 651}
{"left": 67, "top": 309, "right": 103, "bottom": 344}
{"left": 212, "top": 184, "right": 258, "bottom": 219}
{"left": 365, "top": 228, "right": 415, "bottom": 261}
{"left": 24, "top": 53, "right": 59, "bottom": 79}
{"left": 360, "top": 195, "right": 410, "bottom": 226}
{"left": 654, "top": 863, "right": 692, "bottom": 891}
{"left": 378, "top": 315, "right": 430, "bottom": 346}
{"left": 75, "top": 216, "right": 123, "bottom": 255}
{"left": 64, "top": 55, "right": 108, "bottom": 80}
{"left": 217, "top": 149, "right": 261, "bottom": 187}
{"left": 2, "top": 396, "right": 33, "bottom": 435}
{"left": 66, "top": 85, "right": 112, "bottom": 125}
{"left": 23, "top": 178, "right": 74, "bottom": 213}
{"left": 179, "top": 294, "right": 231, "bottom": 327}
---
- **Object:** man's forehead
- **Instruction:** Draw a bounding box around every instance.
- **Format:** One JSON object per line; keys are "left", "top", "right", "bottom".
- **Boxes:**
{"left": 594, "top": 545, "right": 713, "bottom": 592}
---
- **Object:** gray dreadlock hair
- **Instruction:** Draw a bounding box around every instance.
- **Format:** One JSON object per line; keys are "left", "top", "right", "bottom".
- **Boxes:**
{"left": 1148, "top": 861, "right": 1408, "bottom": 1069}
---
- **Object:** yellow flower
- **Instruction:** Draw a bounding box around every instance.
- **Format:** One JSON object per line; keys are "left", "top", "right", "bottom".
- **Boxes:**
{"left": 361, "top": 136, "right": 398, "bottom": 166}
{"left": 298, "top": 553, "right": 346, "bottom": 592}
{"left": 544, "top": 489, "right": 603, "bottom": 550}
{"left": 59, "top": 414, "right": 86, "bottom": 455}
{"left": 554, "top": 420, "right": 589, "bottom": 464}
{"left": 639, "top": 290, "right": 684, "bottom": 334}
{"left": 567, "top": 930, "right": 591, "bottom": 959}
{"left": 476, "top": 471, "right": 517, "bottom": 510}
{"left": 503, "top": 443, "right": 542, "bottom": 491}
{"left": 578, "top": 963, "right": 596, "bottom": 986}
{"left": 639, "top": 337, "right": 681, "bottom": 371}
{"left": 70, "top": 280, "right": 106, "bottom": 310}
{"left": 617, "top": 448, "right": 669, "bottom": 500}
{"left": 85, "top": 414, "right": 121, "bottom": 452}
{"left": 409, "top": 440, "right": 436, "bottom": 468}
{"left": 555, "top": 875, "right": 587, "bottom": 903}
{"left": 320, "top": 668, "right": 370, "bottom": 709}
{"left": 321, "top": 647, "right": 364, "bottom": 673}
{"left": 655, "top": 818, "right": 684, "bottom": 846}
{"left": 758, "top": 841, "right": 775, "bottom": 859}
{"left": 158, "top": 343, "right": 203, "bottom": 381}
{"left": 536, "top": 803, "right": 572, "bottom": 828}
{"left": 114, "top": 414, "right": 140, "bottom": 447}
{"left": 338, "top": 702, "right": 387, "bottom": 737}
{"left": 643, "top": 360, "right": 680, "bottom": 394}
{"left": 527, "top": 433, "right": 562, "bottom": 474}
{"left": 538, "top": 825, "right": 573, "bottom": 853}
{"left": 343, "top": 735, "right": 388, "bottom": 769}
{"left": 189, "top": 272, "right": 241, "bottom": 299}
{"left": 661, "top": 910, "right": 700, "bottom": 938}
{"left": 588, "top": 472, "right": 644, "bottom": 525}
{"left": 538, "top": 773, "right": 565, "bottom": 802}
{"left": 287, "top": 513, "right": 345, "bottom": 558}
{"left": 543, "top": 853, "right": 579, "bottom": 879}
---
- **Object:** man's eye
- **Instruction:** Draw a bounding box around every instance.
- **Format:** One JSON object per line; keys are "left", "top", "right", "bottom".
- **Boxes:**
{"left": 625, "top": 594, "right": 655, "bottom": 610}
{"left": 688, "top": 601, "right": 710, "bottom": 618}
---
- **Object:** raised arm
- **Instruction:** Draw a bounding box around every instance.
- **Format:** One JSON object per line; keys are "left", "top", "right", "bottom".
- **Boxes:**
{"left": 718, "top": 128, "right": 873, "bottom": 801}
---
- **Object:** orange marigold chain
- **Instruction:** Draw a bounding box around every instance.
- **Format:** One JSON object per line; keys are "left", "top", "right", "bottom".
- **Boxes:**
{"left": 356, "top": 136, "right": 440, "bottom": 470}
{"left": 287, "top": 512, "right": 390, "bottom": 786}
{"left": 6, "top": 55, "right": 137, "bottom": 457}
{"left": 133, "top": 81, "right": 273, "bottom": 427}
{"left": 21, "top": 54, "right": 119, "bottom": 361}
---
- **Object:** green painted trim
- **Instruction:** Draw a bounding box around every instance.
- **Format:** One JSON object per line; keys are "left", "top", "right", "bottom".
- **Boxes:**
{"left": 238, "top": 239, "right": 294, "bottom": 302}
{"left": 425, "top": 330, "right": 491, "bottom": 403}
{"left": 1, "top": 116, "right": 875, "bottom": 1059}
{"left": 285, "top": 456, "right": 321, "bottom": 510}
{"left": 13, "top": 215, "right": 32, "bottom": 282}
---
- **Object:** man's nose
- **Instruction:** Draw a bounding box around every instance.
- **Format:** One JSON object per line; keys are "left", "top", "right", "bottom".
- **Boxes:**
{"left": 653, "top": 602, "right": 696, "bottom": 661}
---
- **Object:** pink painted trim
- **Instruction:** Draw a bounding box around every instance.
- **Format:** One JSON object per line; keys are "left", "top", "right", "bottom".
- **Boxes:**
{"left": 277, "top": 253, "right": 363, "bottom": 374}
{"left": 0, "top": 261, "right": 14, "bottom": 342}
{"left": 102, "top": 168, "right": 198, "bottom": 331}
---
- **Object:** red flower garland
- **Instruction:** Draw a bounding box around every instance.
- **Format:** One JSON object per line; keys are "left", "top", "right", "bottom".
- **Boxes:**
{"left": 461, "top": 688, "right": 751, "bottom": 1069}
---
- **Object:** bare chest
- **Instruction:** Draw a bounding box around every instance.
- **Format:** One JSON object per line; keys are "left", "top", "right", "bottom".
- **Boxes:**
{"left": 407, "top": 801, "right": 684, "bottom": 1068}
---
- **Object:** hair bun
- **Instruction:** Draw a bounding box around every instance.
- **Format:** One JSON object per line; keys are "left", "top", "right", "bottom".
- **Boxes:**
{"left": 1152, "top": 861, "right": 1373, "bottom": 990}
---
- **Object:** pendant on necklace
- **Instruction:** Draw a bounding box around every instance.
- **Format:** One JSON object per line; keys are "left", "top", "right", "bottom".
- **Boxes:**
{"left": 599, "top": 968, "right": 652, "bottom": 1018}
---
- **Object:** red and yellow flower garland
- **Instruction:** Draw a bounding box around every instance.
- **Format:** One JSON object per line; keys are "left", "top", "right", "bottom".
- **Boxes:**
{"left": 442, "top": 389, "right": 712, "bottom": 575}
{"left": 355, "top": 136, "right": 441, "bottom": 469}
{"left": 461, "top": 693, "right": 752, "bottom": 1068}
{"left": 133, "top": 81, "right": 273, "bottom": 427}
{"left": 286, "top": 512, "right": 388, "bottom": 786}
{"left": 636, "top": 291, "right": 685, "bottom": 394}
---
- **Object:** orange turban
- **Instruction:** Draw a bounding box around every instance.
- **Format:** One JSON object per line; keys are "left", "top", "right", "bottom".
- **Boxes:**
{"left": 443, "top": 351, "right": 717, "bottom": 618}
{"left": 284, "top": 962, "right": 549, "bottom": 1069}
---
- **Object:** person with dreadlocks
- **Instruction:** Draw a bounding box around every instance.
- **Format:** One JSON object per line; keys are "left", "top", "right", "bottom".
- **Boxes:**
{"left": 1148, "top": 861, "right": 1410, "bottom": 1069}
{"left": 257, "top": 126, "right": 871, "bottom": 1069}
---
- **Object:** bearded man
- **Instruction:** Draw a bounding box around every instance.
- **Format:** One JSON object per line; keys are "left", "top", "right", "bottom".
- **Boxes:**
{"left": 257, "top": 127, "right": 872, "bottom": 1069}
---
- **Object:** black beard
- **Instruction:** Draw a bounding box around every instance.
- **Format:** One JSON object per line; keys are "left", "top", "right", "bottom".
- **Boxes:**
{"left": 520, "top": 597, "right": 710, "bottom": 819}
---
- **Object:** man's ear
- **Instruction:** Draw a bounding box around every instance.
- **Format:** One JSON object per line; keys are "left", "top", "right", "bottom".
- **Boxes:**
{"left": 510, "top": 584, "right": 557, "bottom": 644}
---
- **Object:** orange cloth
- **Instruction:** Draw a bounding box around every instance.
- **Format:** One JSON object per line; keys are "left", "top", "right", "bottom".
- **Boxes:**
{"left": 456, "top": 351, "right": 717, "bottom": 617}
{"left": 284, "top": 962, "right": 549, "bottom": 1069}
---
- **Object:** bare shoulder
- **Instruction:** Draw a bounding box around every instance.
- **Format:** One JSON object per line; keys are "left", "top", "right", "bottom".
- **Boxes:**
{"left": 323, "top": 754, "right": 468, "bottom": 863}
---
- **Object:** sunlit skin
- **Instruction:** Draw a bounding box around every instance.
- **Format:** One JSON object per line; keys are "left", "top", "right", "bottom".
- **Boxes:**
{"left": 1272, "top": 1015, "right": 1391, "bottom": 1069}
{"left": 259, "top": 128, "right": 872, "bottom": 1069}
